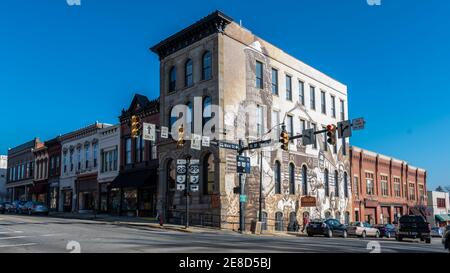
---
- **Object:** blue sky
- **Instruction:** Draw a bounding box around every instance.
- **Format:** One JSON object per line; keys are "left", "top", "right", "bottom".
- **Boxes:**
{"left": 0, "top": 0, "right": 449, "bottom": 189}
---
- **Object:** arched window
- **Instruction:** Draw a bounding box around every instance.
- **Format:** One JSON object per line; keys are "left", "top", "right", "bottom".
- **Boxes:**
{"left": 261, "top": 212, "right": 268, "bottom": 231}
{"left": 335, "top": 170, "right": 339, "bottom": 197}
{"left": 185, "top": 59, "right": 193, "bottom": 87}
{"left": 289, "top": 163, "right": 295, "bottom": 194}
{"left": 344, "top": 211, "right": 350, "bottom": 225}
{"left": 344, "top": 172, "right": 348, "bottom": 198}
{"left": 324, "top": 169, "right": 329, "bottom": 197}
{"left": 325, "top": 211, "right": 331, "bottom": 219}
{"left": 169, "top": 66, "right": 176, "bottom": 92}
{"left": 202, "top": 51, "right": 212, "bottom": 80}
{"left": 274, "top": 161, "right": 281, "bottom": 194}
{"left": 288, "top": 212, "right": 297, "bottom": 231}
{"left": 203, "top": 153, "right": 215, "bottom": 194}
{"left": 302, "top": 165, "right": 308, "bottom": 195}
{"left": 203, "top": 96, "right": 212, "bottom": 126}
{"left": 335, "top": 211, "right": 341, "bottom": 222}
{"left": 275, "top": 212, "right": 283, "bottom": 231}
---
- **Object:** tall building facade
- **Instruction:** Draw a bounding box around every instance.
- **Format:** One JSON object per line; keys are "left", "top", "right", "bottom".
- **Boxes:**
{"left": 427, "top": 190, "right": 450, "bottom": 227}
{"left": 152, "top": 11, "right": 351, "bottom": 231}
{"left": 0, "top": 155, "right": 7, "bottom": 201}
{"left": 350, "top": 146, "right": 427, "bottom": 225}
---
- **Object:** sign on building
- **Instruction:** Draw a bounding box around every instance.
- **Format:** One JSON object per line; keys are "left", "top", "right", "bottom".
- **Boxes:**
{"left": 236, "top": 156, "right": 251, "bottom": 174}
{"left": 142, "top": 123, "right": 156, "bottom": 141}
{"left": 160, "top": 126, "right": 169, "bottom": 139}
{"left": 176, "top": 159, "right": 187, "bottom": 191}
{"left": 189, "top": 159, "right": 200, "bottom": 192}
{"left": 191, "top": 134, "right": 202, "bottom": 150}
{"left": 300, "top": 196, "right": 317, "bottom": 207}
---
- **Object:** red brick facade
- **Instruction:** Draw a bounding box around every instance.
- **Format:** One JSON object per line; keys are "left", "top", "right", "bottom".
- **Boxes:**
{"left": 350, "top": 146, "right": 427, "bottom": 225}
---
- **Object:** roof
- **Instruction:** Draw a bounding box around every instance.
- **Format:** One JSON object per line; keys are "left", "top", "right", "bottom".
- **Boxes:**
{"left": 120, "top": 94, "right": 160, "bottom": 119}
{"left": 150, "top": 10, "right": 233, "bottom": 60}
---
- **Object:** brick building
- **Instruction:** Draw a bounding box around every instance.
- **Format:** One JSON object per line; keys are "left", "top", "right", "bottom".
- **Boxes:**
{"left": 350, "top": 146, "right": 427, "bottom": 225}
{"left": 46, "top": 137, "right": 62, "bottom": 211}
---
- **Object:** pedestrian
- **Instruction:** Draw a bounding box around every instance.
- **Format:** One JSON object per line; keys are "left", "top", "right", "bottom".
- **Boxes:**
{"left": 301, "top": 214, "right": 309, "bottom": 233}
{"left": 293, "top": 219, "right": 299, "bottom": 232}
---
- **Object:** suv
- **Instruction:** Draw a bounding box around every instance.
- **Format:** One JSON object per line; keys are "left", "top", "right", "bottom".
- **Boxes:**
{"left": 443, "top": 225, "right": 450, "bottom": 253}
{"left": 396, "top": 215, "right": 431, "bottom": 243}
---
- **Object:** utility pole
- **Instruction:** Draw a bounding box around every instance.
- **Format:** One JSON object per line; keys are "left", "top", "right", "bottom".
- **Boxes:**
{"left": 238, "top": 139, "right": 244, "bottom": 233}
{"left": 259, "top": 149, "right": 263, "bottom": 222}
{"left": 185, "top": 155, "right": 191, "bottom": 229}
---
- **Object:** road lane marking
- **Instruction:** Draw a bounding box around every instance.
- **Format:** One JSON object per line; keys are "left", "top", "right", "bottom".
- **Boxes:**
{"left": 0, "top": 243, "right": 38, "bottom": 248}
{"left": 0, "top": 231, "right": 24, "bottom": 234}
{"left": 0, "top": 236, "right": 27, "bottom": 240}
{"left": 40, "top": 233, "right": 67, "bottom": 237}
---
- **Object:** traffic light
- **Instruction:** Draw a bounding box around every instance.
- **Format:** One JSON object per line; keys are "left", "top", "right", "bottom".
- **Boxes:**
{"left": 326, "top": 124, "right": 337, "bottom": 145}
{"left": 131, "top": 115, "right": 141, "bottom": 138}
{"left": 280, "top": 130, "right": 289, "bottom": 151}
{"left": 177, "top": 124, "right": 185, "bottom": 148}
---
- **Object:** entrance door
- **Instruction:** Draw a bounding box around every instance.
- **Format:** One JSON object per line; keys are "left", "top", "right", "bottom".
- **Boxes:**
{"left": 63, "top": 191, "right": 72, "bottom": 212}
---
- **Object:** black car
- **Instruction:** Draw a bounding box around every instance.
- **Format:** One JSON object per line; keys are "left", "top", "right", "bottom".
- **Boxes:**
{"left": 306, "top": 218, "right": 348, "bottom": 238}
{"left": 0, "top": 202, "right": 6, "bottom": 214}
{"left": 375, "top": 224, "right": 397, "bottom": 238}
{"left": 443, "top": 225, "right": 450, "bottom": 253}
{"left": 396, "top": 215, "right": 431, "bottom": 243}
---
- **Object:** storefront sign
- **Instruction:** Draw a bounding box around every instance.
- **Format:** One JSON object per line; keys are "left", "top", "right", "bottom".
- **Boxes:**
{"left": 301, "top": 196, "right": 317, "bottom": 207}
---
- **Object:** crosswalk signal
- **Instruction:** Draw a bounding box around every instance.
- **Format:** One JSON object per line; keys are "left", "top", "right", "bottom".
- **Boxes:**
{"left": 131, "top": 115, "right": 141, "bottom": 138}
{"left": 177, "top": 124, "right": 185, "bottom": 148}
{"left": 280, "top": 130, "right": 290, "bottom": 151}
{"left": 326, "top": 124, "right": 337, "bottom": 145}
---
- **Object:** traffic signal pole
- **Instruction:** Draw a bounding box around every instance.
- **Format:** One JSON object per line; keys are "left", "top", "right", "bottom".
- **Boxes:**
{"left": 238, "top": 139, "right": 245, "bottom": 233}
{"left": 185, "top": 155, "right": 191, "bottom": 229}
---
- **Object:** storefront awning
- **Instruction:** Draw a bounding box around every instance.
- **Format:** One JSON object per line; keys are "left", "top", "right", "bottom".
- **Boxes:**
{"left": 435, "top": 214, "right": 450, "bottom": 222}
{"left": 111, "top": 169, "right": 157, "bottom": 189}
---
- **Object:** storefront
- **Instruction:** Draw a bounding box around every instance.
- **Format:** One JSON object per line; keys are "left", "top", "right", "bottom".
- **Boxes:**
{"left": 48, "top": 180, "right": 59, "bottom": 211}
{"left": 110, "top": 169, "right": 157, "bottom": 217}
{"left": 364, "top": 199, "right": 378, "bottom": 224}
{"left": 29, "top": 182, "right": 49, "bottom": 203}
{"left": 98, "top": 183, "right": 110, "bottom": 213}
{"left": 61, "top": 188, "right": 73, "bottom": 212}
{"left": 380, "top": 206, "right": 391, "bottom": 224}
{"left": 76, "top": 176, "right": 98, "bottom": 212}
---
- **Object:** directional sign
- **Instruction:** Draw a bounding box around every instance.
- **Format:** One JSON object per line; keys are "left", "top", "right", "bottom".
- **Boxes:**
{"left": 177, "top": 159, "right": 186, "bottom": 165}
{"left": 190, "top": 185, "right": 199, "bottom": 192}
{"left": 160, "top": 126, "right": 169, "bottom": 139}
{"left": 190, "top": 175, "right": 200, "bottom": 184}
{"left": 218, "top": 141, "right": 240, "bottom": 151}
{"left": 176, "top": 175, "right": 186, "bottom": 184}
{"left": 142, "top": 123, "right": 156, "bottom": 141}
{"left": 177, "top": 184, "right": 186, "bottom": 191}
{"left": 338, "top": 120, "right": 352, "bottom": 138}
{"left": 202, "top": 136, "right": 210, "bottom": 147}
{"left": 177, "top": 165, "right": 187, "bottom": 175}
{"left": 191, "top": 134, "right": 202, "bottom": 150}
{"left": 248, "top": 139, "right": 271, "bottom": 150}
{"left": 189, "top": 164, "right": 200, "bottom": 175}
{"left": 240, "top": 194, "right": 247, "bottom": 203}
{"left": 302, "top": 129, "right": 316, "bottom": 146}
{"left": 352, "top": 117, "right": 365, "bottom": 130}
{"left": 236, "top": 156, "right": 251, "bottom": 174}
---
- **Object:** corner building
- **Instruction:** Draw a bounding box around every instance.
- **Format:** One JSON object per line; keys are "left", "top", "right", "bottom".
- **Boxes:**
{"left": 152, "top": 11, "right": 351, "bottom": 231}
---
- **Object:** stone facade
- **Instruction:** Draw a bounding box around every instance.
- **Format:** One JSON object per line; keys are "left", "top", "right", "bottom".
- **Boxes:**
{"left": 0, "top": 155, "right": 7, "bottom": 201}
{"left": 152, "top": 11, "right": 351, "bottom": 231}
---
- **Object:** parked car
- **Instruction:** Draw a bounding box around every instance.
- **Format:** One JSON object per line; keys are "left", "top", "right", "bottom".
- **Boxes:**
{"left": 21, "top": 201, "right": 49, "bottom": 215}
{"left": 306, "top": 218, "right": 348, "bottom": 238}
{"left": 11, "top": 200, "right": 26, "bottom": 214}
{"left": 375, "top": 224, "right": 397, "bottom": 238}
{"left": 347, "top": 222, "right": 380, "bottom": 238}
{"left": 4, "top": 202, "right": 15, "bottom": 213}
{"left": 396, "top": 215, "right": 431, "bottom": 243}
{"left": 442, "top": 225, "right": 450, "bottom": 253}
{"left": 431, "top": 227, "right": 444, "bottom": 238}
{"left": 0, "top": 202, "right": 6, "bottom": 214}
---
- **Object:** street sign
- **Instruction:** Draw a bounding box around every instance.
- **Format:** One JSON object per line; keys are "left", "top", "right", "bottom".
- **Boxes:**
{"left": 352, "top": 117, "right": 365, "bottom": 130}
{"left": 190, "top": 175, "right": 200, "bottom": 184}
{"left": 161, "top": 126, "right": 169, "bottom": 139}
{"left": 236, "top": 155, "right": 251, "bottom": 174}
{"left": 177, "top": 159, "right": 186, "bottom": 165}
{"left": 338, "top": 120, "right": 352, "bottom": 138}
{"left": 177, "top": 184, "right": 186, "bottom": 191}
{"left": 176, "top": 165, "right": 187, "bottom": 175}
{"left": 240, "top": 194, "right": 247, "bottom": 203}
{"left": 191, "top": 134, "right": 202, "bottom": 150}
{"left": 176, "top": 175, "right": 186, "bottom": 184}
{"left": 302, "top": 129, "right": 316, "bottom": 146}
{"left": 202, "top": 136, "right": 210, "bottom": 147}
{"left": 142, "top": 123, "right": 156, "bottom": 141}
{"left": 218, "top": 141, "right": 240, "bottom": 151}
{"left": 248, "top": 139, "right": 271, "bottom": 150}
{"left": 189, "top": 164, "right": 200, "bottom": 175}
{"left": 190, "top": 185, "right": 199, "bottom": 192}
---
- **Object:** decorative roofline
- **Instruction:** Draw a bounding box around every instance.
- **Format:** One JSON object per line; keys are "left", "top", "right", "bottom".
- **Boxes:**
{"left": 150, "top": 10, "right": 233, "bottom": 60}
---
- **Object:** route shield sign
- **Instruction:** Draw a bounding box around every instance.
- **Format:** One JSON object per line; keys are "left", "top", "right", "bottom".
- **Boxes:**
{"left": 236, "top": 156, "right": 251, "bottom": 174}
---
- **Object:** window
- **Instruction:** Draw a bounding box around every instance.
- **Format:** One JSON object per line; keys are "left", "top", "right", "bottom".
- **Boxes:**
{"left": 321, "top": 91, "right": 326, "bottom": 114}
{"left": 202, "top": 51, "right": 212, "bottom": 80}
{"left": 331, "top": 95, "right": 336, "bottom": 118}
{"left": 272, "top": 110, "right": 280, "bottom": 138}
{"left": 345, "top": 212, "right": 350, "bottom": 225}
{"left": 324, "top": 169, "right": 329, "bottom": 197}
{"left": 366, "top": 172, "right": 374, "bottom": 195}
{"left": 285, "top": 75, "right": 292, "bottom": 100}
{"left": 302, "top": 165, "right": 308, "bottom": 195}
{"left": 256, "top": 61, "right": 263, "bottom": 89}
{"left": 63, "top": 152, "right": 67, "bottom": 173}
{"left": 203, "top": 153, "right": 215, "bottom": 194}
{"left": 340, "top": 99, "right": 345, "bottom": 121}
{"left": 353, "top": 176, "right": 359, "bottom": 197}
{"left": 256, "top": 105, "right": 264, "bottom": 138}
{"left": 125, "top": 138, "right": 132, "bottom": 164}
{"left": 77, "top": 147, "right": 81, "bottom": 170}
{"left": 335, "top": 170, "right": 339, "bottom": 197}
{"left": 203, "top": 96, "right": 212, "bottom": 126}
{"left": 311, "top": 123, "right": 317, "bottom": 149}
{"left": 344, "top": 172, "right": 348, "bottom": 198}
{"left": 381, "top": 175, "right": 388, "bottom": 196}
{"left": 101, "top": 148, "right": 118, "bottom": 173}
{"left": 418, "top": 184, "right": 424, "bottom": 202}
{"left": 70, "top": 150, "right": 74, "bottom": 172}
{"left": 289, "top": 163, "right": 295, "bottom": 194}
{"left": 286, "top": 115, "right": 294, "bottom": 143}
{"left": 299, "top": 80, "right": 305, "bottom": 105}
{"left": 300, "top": 119, "right": 306, "bottom": 134}
{"left": 271, "top": 68, "right": 278, "bottom": 95}
{"left": 310, "top": 86, "right": 316, "bottom": 110}
{"left": 135, "top": 135, "right": 144, "bottom": 163}
{"left": 437, "top": 198, "right": 446, "bottom": 208}
{"left": 274, "top": 161, "right": 281, "bottom": 194}
{"left": 322, "top": 125, "right": 328, "bottom": 151}
{"left": 409, "top": 183, "right": 415, "bottom": 200}
{"left": 93, "top": 143, "right": 98, "bottom": 167}
{"left": 275, "top": 212, "right": 284, "bottom": 231}
{"left": 85, "top": 145, "right": 90, "bottom": 169}
{"left": 169, "top": 66, "right": 176, "bottom": 92}
{"left": 185, "top": 59, "right": 193, "bottom": 87}
{"left": 261, "top": 212, "right": 268, "bottom": 231}
{"left": 394, "top": 178, "right": 401, "bottom": 197}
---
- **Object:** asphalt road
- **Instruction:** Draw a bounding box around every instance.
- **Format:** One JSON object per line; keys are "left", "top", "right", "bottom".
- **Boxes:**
{"left": 0, "top": 214, "right": 446, "bottom": 253}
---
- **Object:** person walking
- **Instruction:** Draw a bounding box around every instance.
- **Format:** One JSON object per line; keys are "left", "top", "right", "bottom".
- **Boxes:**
{"left": 301, "top": 214, "right": 309, "bottom": 233}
